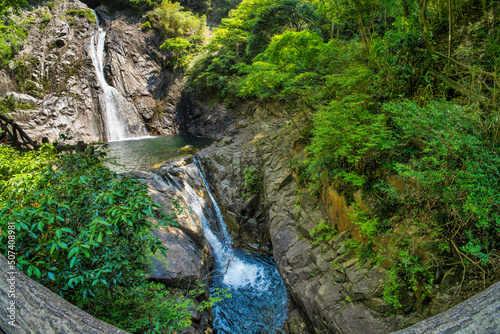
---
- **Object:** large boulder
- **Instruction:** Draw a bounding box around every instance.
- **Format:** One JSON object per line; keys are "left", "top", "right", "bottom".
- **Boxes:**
{"left": 392, "top": 280, "right": 500, "bottom": 334}
{"left": 0, "top": 255, "right": 128, "bottom": 334}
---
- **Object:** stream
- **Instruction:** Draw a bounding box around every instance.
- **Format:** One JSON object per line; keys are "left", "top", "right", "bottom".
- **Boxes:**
{"left": 89, "top": 11, "right": 289, "bottom": 333}
{"left": 107, "top": 137, "right": 290, "bottom": 333}
{"left": 165, "top": 157, "right": 289, "bottom": 333}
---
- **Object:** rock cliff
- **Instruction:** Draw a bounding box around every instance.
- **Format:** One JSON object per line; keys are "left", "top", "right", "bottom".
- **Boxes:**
{"left": 194, "top": 112, "right": 400, "bottom": 333}
{"left": 4, "top": 0, "right": 190, "bottom": 144}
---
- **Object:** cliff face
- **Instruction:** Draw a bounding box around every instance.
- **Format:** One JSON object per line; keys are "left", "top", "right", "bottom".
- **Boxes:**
{"left": 194, "top": 111, "right": 400, "bottom": 333}
{"left": 9, "top": 0, "right": 104, "bottom": 143}
{"left": 5, "top": 0, "right": 189, "bottom": 144}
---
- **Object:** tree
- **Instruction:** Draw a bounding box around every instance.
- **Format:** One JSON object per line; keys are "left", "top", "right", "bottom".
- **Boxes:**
{"left": 0, "top": 145, "right": 167, "bottom": 299}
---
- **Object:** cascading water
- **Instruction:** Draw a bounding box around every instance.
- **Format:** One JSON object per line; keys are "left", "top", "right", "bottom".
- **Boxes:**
{"left": 164, "top": 158, "right": 289, "bottom": 333}
{"left": 89, "top": 11, "right": 148, "bottom": 142}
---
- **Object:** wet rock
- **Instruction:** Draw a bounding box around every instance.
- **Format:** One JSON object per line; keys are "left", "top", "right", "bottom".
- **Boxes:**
{"left": 148, "top": 227, "right": 208, "bottom": 287}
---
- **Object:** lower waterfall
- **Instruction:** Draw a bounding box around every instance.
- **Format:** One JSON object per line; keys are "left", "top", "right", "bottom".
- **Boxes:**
{"left": 163, "top": 157, "right": 289, "bottom": 333}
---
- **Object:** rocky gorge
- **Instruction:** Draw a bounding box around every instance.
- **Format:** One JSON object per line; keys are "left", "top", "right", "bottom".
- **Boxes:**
{"left": 2, "top": 0, "right": 500, "bottom": 333}
{"left": 1, "top": 0, "right": 193, "bottom": 144}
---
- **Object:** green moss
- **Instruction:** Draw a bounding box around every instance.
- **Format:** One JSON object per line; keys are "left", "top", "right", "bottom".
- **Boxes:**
{"left": 141, "top": 21, "right": 151, "bottom": 31}
{"left": 66, "top": 9, "right": 96, "bottom": 24}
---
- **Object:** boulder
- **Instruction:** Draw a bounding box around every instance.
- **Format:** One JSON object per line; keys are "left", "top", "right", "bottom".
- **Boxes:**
{"left": 148, "top": 227, "right": 209, "bottom": 287}
{"left": 392, "top": 280, "right": 500, "bottom": 334}
{"left": 0, "top": 255, "right": 128, "bottom": 334}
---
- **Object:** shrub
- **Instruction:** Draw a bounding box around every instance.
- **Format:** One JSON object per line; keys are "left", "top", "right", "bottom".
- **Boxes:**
{"left": 0, "top": 145, "right": 166, "bottom": 299}
{"left": 141, "top": 20, "right": 152, "bottom": 31}
{"left": 78, "top": 282, "right": 194, "bottom": 333}
{"left": 243, "top": 167, "right": 262, "bottom": 193}
{"left": 66, "top": 9, "right": 97, "bottom": 24}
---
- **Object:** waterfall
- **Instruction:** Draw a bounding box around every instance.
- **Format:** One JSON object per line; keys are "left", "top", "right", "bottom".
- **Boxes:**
{"left": 89, "top": 11, "right": 148, "bottom": 142}
{"left": 163, "top": 159, "right": 289, "bottom": 333}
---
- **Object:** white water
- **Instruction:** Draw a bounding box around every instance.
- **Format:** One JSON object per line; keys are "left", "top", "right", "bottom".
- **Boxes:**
{"left": 89, "top": 11, "right": 148, "bottom": 142}
{"left": 168, "top": 169, "right": 266, "bottom": 289}
{"left": 163, "top": 160, "right": 289, "bottom": 333}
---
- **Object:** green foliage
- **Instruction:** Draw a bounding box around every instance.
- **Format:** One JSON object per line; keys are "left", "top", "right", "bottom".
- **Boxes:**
{"left": 0, "top": 0, "right": 28, "bottom": 17}
{"left": 243, "top": 167, "right": 262, "bottom": 193}
{"left": 40, "top": 10, "right": 52, "bottom": 30}
{"left": 160, "top": 36, "right": 193, "bottom": 67}
{"left": 78, "top": 282, "right": 193, "bottom": 333}
{"left": 0, "top": 15, "right": 32, "bottom": 67}
{"left": 148, "top": 0, "right": 206, "bottom": 42}
{"left": 387, "top": 100, "right": 500, "bottom": 263}
{"left": 0, "top": 145, "right": 167, "bottom": 299}
{"left": 101, "top": 0, "right": 162, "bottom": 12}
{"left": 75, "top": 280, "right": 230, "bottom": 333}
{"left": 245, "top": 0, "right": 323, "bottom": 59}
{"left": 310, "top": 221, "right": 337, "bottom": 245}
{"left": 66, "top": 9, "right": 97, "bottom": 23}
{"left": 141, "top": 20, "right": 152, "bottom": 31}
{"left": 374, "top": 13, "right": 427, "bottom": 97}
{"left": 306, "top": 97, "right": 394, "bottom": 187}
{"left": 237, "top": 30, "right": 327, "bottom": 100}
{"left": 190, "top": 0, "right": 500, "bottom": 316}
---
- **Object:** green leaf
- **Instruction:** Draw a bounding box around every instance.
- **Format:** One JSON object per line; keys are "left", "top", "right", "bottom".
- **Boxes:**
{"left": 50, "top": 243, "right": 57, "bottom": 255}
{"left": 61, "top": 227, "right": 73, "bottom": 234}
{"left": 81, "top": 248, "right": 90, "bottom": 258}
{"left": 68, "top": 247, "right": 78, "bottom": 258}
{"left": 47, "top": 272, "right": 55, "bottom": 281}
{"left": 37, "top": 221, "right": 43, "bottom": 232}
{"left": 70, "top": 257, "right": 77, "bottom": 268}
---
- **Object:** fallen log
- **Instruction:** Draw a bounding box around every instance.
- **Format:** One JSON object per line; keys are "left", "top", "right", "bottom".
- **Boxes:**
{"left": 0, "top": 255, "right": 128, "bottom": 334}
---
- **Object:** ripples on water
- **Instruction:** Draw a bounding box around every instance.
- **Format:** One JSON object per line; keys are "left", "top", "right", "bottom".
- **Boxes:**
{"left": 104, "top": 135, "right": 214, "bottom": 173}
{"left": 211, "top": 249, "right": 289, "bottom": 334}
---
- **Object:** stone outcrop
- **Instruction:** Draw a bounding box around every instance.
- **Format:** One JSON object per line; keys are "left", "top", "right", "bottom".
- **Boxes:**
{"left": 393, "top": 280, "right": 500, "bottom": 334}
{"left": 134, "top": 167, "right": 213, "bottom": 288}
{"left": 133, "top": 163, "right": 215, "bottom": 334}
{"left": 0, "top": 255, "right": 128, "bottom": 334}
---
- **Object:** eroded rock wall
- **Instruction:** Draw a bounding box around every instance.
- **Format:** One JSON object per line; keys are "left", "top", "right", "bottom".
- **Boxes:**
{"left": 195, "top": 114, "right": 400, "bottom": 333}
{"left": 5, "top": 0, "right": 190, "bottom": 143}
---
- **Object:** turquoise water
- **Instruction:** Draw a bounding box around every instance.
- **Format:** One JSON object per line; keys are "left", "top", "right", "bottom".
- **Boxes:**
{"left": 104, "top": 135, "right": 214, "bottom": 172}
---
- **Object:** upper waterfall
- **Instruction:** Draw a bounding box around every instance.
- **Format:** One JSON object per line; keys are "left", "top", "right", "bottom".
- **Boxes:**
{"left": 89, "top": 11, "right": 148, "bottom": 142}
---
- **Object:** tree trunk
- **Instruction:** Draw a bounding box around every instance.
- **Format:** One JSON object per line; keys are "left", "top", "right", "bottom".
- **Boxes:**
{"left": 0, "top": 255, "right": 128, "bottom": 334}
{"left": 448, "top": 0, "right": 452, "bottom": 58}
